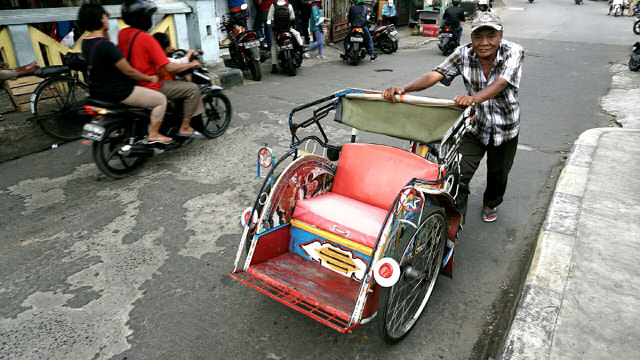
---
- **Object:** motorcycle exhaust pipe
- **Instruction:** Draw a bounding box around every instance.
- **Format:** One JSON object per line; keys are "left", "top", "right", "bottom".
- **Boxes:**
{"left": 118, "top": 144, "right": 158, "bottom": 157}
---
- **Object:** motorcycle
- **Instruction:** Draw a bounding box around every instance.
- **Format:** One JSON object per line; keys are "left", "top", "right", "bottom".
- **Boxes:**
{"left": 273, "top": 29, "right": 303, "bottom": 76}
{"left": 438, "top": 25, "right": 458, "bottom": 56}
{"left": 630, "top": 42, "right": 640, "bottom": 71}
{"left": 344, "top": 26, "right": 368, "bottom": 66}
{"left": 370, "top": 23, "right": 398, "bottom": 54}
{"left": 78, "top": 61, "right": 232, "bottom": 179}
{"left": 222, "top": 5, "right": 263, "bottom": 81}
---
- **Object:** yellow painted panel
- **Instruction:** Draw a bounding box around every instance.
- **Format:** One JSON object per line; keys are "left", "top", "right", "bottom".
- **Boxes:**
{"left": 290, "top": 219, "right": 374, "bottom": 256}
{"left": 150, "top": 15, "right": 177, "bottom": 48}
{"left": 0, "top": 27, "right": 18, "bottom": 67}
{"left": 28, "top": 25, "right": 76, "bottom": 66}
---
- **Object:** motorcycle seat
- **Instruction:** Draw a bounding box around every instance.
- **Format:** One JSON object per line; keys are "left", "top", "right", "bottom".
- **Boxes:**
{"left": 86, "top": 98, "right": 148, "bottom": 113}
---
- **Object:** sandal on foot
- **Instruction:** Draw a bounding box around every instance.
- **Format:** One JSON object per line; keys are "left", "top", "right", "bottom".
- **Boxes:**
{"left": 176, "top": 130, "right": 204, "bottom": 139}
{"left": 482, "top": 208, "right": 498, "bottom": 223}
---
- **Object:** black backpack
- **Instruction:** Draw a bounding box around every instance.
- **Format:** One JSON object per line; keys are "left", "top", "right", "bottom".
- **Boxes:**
{"left": 273, "top": 3, "right": 291, "bottom": 32}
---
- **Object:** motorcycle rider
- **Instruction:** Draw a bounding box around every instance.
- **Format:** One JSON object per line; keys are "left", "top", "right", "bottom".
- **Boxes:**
{"left": 477, "top": 0, "right": 492, "bottom": 12}
{"left": 267, "top": 0, "right": 304, "bottom": 74}
{"left": 118, "top": 0, "right": 205, "bottom": 138}
{"left": 443, "top": 0, "right": 466, "bottom": 45}
{"left": 343, "top": 0, "right": 376, "bottom": 62}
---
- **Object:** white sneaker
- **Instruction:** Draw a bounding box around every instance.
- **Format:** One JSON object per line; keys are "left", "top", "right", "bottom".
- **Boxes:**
{"left": 304, "top": 52, "right": 311, "bottom": 59}
{"left": 316, "top": 54, "right": 327, "bottom": 60}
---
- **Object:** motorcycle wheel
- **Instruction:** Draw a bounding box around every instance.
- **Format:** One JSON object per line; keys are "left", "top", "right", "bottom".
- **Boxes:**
{"left": 391, "top": 39, "right": 399, "bottom": 53}
{"left": 349, "top": 44, "right": 360, "bottom": 66}
{"left": 248, "top": 59, "right": 262, "bottom": 81}
{"left": 630, "top": 58, "right": 640, "bottom": 71}
{"left": 634, "top": 19, "right": 640, "bottom": 35}
{"left": 442, "top": 42, "right": 455, "bottom": 56}
{"left": 285, "top": 58, "right": 297, "bottom": 76}
{"left": 200, "top": 92, "right": 232, "bottom": 138}
{"left": 379, "top": 37, "right": 395, "bottom": 54}
{"left": 93, "top": 122, "right": 147, "bottom": 179}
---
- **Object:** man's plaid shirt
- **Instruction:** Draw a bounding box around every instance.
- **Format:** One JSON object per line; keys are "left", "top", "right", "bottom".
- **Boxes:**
{"left": 434, "top": 40, "right": 524, "bottom": 146}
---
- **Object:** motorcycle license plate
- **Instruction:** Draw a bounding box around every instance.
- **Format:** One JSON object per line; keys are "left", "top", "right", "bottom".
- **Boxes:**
{"left": 390, "top": 30, "right": 398, "bottom": 36}
{"left": 279, "top": 44, "right": 293, "bottom": 50}
{"left": 442, "top": 33, "right": 453, "bottom": 37}
{"left": 245, "top": 40, "right": 260, "bottom": 49}
{"left": 82, "top": 123, "right": 105, "bottom": 141}
{"left": 350, "top": 37, "right": 364, "bottom": 42}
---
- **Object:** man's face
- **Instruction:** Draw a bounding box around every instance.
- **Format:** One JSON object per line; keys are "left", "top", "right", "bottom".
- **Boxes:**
{"left": 471, "top": 28, "right": 502, "bottom": 60}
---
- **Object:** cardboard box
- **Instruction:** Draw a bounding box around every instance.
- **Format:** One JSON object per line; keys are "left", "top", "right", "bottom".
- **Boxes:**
{"left": 422, "top": 24, "right": 439, "bottom": 37}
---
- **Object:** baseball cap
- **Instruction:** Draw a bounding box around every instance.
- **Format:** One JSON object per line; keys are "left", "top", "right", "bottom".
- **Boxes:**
{"left": 470, "top": 11, "right": 503, "bottom": 33}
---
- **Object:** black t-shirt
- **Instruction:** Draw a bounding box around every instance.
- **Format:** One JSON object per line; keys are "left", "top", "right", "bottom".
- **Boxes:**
{"left": 82, "top": 37, "right": 135, "bottom": 103}
{"left": 348, "top": 5, "right": 368, "bottom": 27}
{"left": 443, "top": 6, "right": 466, "bottom": 28}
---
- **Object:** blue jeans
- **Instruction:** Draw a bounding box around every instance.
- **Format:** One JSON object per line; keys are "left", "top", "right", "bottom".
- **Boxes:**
{"left": 307, "top": 30, "right": 324, "bottom": 55}
{"left": 344, "top": 26, "right": 374, "bottom": 56}
{"left": 253, "top": 11, "right": 272, "bottom": 48}
{"left": 456, "top": 25, "right": 463, "bottom": 44}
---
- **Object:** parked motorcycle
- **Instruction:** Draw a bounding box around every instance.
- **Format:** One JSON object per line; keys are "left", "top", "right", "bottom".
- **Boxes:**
{"left": 273, "top": 29, "right": 303, "bottom": 76}
{"left": 438, "top": 25, "right": 458, "bottom": 56}
{"left": 630, "top": 42, "right": 640, "bottom": 71}
{"left": 222, "top": 6, "right": 263, "bottom": 81}
{"left": 370, "top": 23, "right": 398, "bottom": 54}
{"left": 79, "top": 63, "right": 232, "bottom": 179}
{"left": 344, "top": 26, "right": 368, "bottom": 65}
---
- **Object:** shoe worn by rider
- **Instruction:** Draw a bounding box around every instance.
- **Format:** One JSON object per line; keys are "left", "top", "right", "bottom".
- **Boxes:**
{"left": 119, "top": 0, "right": 205, "bottom": 139}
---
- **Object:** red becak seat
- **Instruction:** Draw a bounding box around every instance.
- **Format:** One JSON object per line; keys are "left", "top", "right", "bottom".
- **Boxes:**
{"left": 292, "top": 143, "right": 441, "bottom": 248}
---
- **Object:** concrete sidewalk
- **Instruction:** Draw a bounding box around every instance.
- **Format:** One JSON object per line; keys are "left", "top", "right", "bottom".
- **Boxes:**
{"left": 499, "top": 127, "right": 640, "bottom": 359}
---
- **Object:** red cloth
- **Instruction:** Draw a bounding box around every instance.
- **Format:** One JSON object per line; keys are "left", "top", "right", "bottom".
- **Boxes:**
{"left": 117, "top": 28, "right": 170, "bottom": 90}
{"left": 258, "top": 0, "right": 274, "bottom": 13}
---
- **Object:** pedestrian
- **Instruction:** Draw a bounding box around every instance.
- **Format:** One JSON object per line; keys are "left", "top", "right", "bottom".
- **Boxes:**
{"left": 381, "top": 0, "right": 398, "bottom": 27}
{"left": 382, "top": 11, "right": 525, "bottom": 223}
{"left": 1, "top": 61, "right": 39, "bottom": 121}
{"left": 304, "top": 0, "right": 326, "bottom": 59}
{"left": 254, "top": 0, "right": 274, "bottom": 50}
{"left": 300, "top": 0, "right": 312, "bottom": 45}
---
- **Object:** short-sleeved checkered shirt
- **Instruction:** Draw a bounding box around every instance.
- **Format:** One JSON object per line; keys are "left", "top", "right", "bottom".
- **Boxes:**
{"left": 434, "top": 39, "right": 524, "bottom": 146}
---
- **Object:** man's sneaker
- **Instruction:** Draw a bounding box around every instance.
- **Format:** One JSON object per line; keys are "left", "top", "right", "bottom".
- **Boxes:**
{"left": 316, "top": 54, "right": 327, "bottom": 60}
{"left": 271, "top": 65, "right": 278, "bottom": 74}
{"left": 370, "top": 53, "right": 378, "bottom": 62}
{"left": 304, "top": 52, "right": 311, "bottom": 59}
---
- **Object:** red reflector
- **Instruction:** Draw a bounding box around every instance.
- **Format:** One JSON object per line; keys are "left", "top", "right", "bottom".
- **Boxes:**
{"left": 354, "top": 28, "right": 363, "bottom": 33}
{"left": 379, "top": 263, "right": 394, "bottom": 278}
{"left": 83, "top": 105, "right": 95, "bottom": 115}
{"left": 82, "top": 140, "right": 90, "bottom": 145}
{"left": 445, "top": 27, "right": 450, "bottom": 32}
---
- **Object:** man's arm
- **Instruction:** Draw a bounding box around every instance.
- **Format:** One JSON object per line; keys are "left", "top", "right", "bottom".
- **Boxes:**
{"left": 382, "top": 71, "right": 445, "bottom": 103}
{"left": 164, "top": 60, "right": 201, "bottom": 74}
{"left": 114, "top": 58, "right": 158, "bottom": 83}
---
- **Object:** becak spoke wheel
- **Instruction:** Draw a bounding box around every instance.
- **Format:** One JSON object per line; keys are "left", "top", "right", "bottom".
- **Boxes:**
{"left": 377, "top": 205, "right": 448, "bottom": 344}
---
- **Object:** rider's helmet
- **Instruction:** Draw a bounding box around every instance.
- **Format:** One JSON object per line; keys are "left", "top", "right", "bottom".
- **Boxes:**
{"left": 452, "top": 0, "right": 461, "bottom": 5}
{"left": 121, "top": 0, "right": 157, "bottom": 31}
{"left": 478, "top": 0, "right": 490, "bottom": 11}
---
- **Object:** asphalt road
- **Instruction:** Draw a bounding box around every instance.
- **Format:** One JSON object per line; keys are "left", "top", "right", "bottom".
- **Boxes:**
{"left": 1, "top": 1, "right": 637, "bottom": 359}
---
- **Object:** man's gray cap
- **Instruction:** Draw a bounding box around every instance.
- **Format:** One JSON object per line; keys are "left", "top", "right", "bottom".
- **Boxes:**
{"left": 471, "top": 11, "right": 503, "bottom": 33}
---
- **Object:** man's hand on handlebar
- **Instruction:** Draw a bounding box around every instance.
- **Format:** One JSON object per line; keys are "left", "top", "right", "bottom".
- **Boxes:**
{"left": 453, "top": 94, "right": 476, "bottom": 108}
{"left": 382, "top": 87, "right": 405, "bottom": 103}
{"left": 189, "top": 60, "right": 202, "bottom": 68}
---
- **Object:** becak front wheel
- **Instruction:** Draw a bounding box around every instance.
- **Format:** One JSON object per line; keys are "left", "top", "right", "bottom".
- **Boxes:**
{"left": 377, "top": 205, "right": 448, "bottom": 344}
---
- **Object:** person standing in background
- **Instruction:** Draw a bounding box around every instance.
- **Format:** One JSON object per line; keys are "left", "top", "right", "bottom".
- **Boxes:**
{"left": 254, "top": 0, "right": 274, "bottom": 50}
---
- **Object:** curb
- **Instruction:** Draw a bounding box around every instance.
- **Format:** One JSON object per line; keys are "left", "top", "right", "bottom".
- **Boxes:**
{"left": 498, "top": 127, "right": 640, "bottom": 359}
